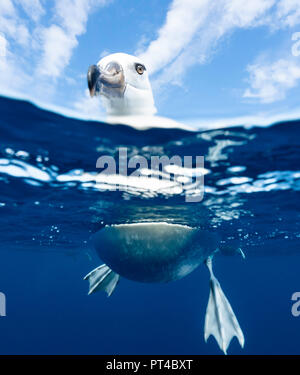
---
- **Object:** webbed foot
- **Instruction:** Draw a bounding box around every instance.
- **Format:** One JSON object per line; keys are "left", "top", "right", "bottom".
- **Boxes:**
{"left": 84, "top": 264, "right": 119, "bottom": 296}
{"left": 204, "top": 257, "right": 244, "bottom": 354}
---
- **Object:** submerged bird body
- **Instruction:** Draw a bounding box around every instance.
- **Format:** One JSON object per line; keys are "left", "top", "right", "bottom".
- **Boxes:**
{"left": 92, "top": 222, "right": 217, "bottom": 283}
{"left": 84, "top": 222, "right": 244, "bottom": 354}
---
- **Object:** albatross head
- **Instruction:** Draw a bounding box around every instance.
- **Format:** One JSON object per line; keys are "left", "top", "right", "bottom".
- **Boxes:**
{"left": 87, "top": 52, "right": 157, "bottom": 116}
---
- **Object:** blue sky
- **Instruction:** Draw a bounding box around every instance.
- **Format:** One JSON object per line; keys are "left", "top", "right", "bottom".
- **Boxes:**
{"left": 1, "top": 0, "right": 300, "bottom": 127}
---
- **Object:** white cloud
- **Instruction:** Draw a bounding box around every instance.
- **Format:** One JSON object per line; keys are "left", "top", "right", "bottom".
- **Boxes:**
{"left": 0, "top": 45, "right": 31, "bottom": 95}
{"left": 138, "top": 0, "right": 300, "bottom": 103}
{"left": 37, "top": 24, "right": 78, "bottom": 78}
{"left": 37, "top": 0, "right": 110, "bottom": 78}
{"left": 0, "top": 2, "right": 32, "bottom": 95}
{"left": 0, "top": 0, "right": 15, "bottom": 15}
{"left": 0, "top": 0, "right": 30, "bottom": 47}
{"left": 242, "top": 1, "right": 300, "bottom": 104}
{"left": 138, "top": 0, "right": 212, "bottom": 74}
{"left": 73, "top": 89, "right": 105, "bottom": 120}
{"left": 221, "top": 0, "right": 275, "bottom": 28}
{"left": 276, "top": 0, "right": 300, "bottom": 27}
{"left": 138, "top": 0, "right": 277, "bottom": 82}
{"left": 16, "top": 0, "right": 45, "bottom": 22}
{"left": 243, "top": 58, "right": 300, "bottom": 103}
{"left": 0, "top": 33, "right": 7, "bottom": 57}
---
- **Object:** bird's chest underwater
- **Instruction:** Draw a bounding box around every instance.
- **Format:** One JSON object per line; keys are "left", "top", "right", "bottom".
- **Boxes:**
{"left": 92, "top": 222, "right": 218, "bottom": 283}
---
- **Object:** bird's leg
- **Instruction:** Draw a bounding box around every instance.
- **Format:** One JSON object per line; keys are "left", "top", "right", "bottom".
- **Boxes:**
{"left": 204, "top": 257, "right": 244, "bottom": 354}
{"left": 84, "top": 264, "right": 119, "bottom": 296}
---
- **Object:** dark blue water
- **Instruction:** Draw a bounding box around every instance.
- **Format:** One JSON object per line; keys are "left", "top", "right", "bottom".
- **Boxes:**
{"left": 0, "top": 96, "right": 299, "bottom": 354}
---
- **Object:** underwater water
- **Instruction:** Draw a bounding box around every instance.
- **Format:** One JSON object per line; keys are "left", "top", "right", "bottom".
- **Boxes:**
{"left": 0, "top": 95, "right": 299, "bottom": 355}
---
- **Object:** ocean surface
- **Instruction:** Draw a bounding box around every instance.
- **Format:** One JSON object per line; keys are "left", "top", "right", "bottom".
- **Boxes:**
{"left": 0, "top": 95, "right": 299, "bottom": 355}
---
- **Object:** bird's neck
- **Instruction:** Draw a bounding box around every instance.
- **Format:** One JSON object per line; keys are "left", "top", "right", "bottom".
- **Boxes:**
{"left": 102, "top": 85, "right": 157, "bottom": 116}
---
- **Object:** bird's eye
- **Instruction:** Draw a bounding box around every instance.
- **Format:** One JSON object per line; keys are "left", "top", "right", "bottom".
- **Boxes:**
{"left": 135, "top": 63, "right": 145, "bottom": 75}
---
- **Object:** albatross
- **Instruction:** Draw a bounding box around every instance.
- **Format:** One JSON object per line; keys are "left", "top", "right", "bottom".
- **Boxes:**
{"left": 85, "top": 53, "right": 245, "bottom": 354}
{"left": 87, "top": 52, "right": 192, "bottom": 130}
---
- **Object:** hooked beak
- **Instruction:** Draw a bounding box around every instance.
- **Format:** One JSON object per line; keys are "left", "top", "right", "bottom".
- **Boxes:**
{"left": 87, "top": 62, "right": 125, "bottom": 98}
